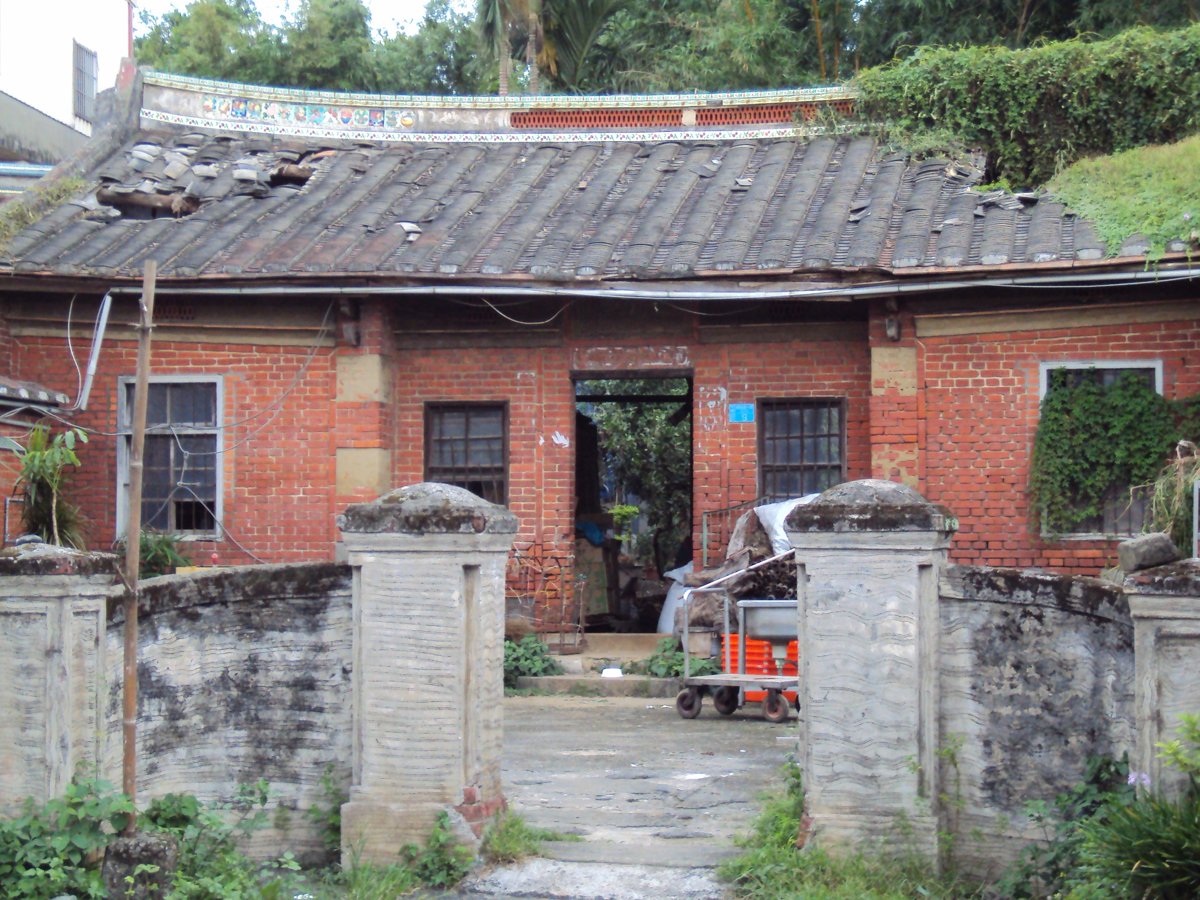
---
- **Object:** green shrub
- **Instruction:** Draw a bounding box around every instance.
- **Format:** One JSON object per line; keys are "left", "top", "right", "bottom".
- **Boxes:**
{"left": 635, "top": 636, "right": 719, "bottom": 678}
{"left": 856, "top": 25, "right": 1200, "bottom": 190}
{"left": 139, "top": 529, "right": 193, "bottom": 576}
{"left": 1, "top": 424, "right": 88, "bottom": 549}
{"left": 398, "top": 811, "right": 473, "bottom": 888}
{"left": 1071, "top": 714, "right": 1200, "bottom": 899}
{"left": 1074, "top": 792, "right": 1200, "bottom": 898}
{"left": 306, "top": 764, "right": 348, "bottom": 858}
{"left": 0, "top": 776, "right": 132, "bottom": 899}
{"left": 995, "top": 755, "right": 1132, "bottom": 898}
{"left": 503, "top": 635, "right": 564, "bottom": 687}
{"left": 141, "top": 780, "right": 301, "bottom": 899}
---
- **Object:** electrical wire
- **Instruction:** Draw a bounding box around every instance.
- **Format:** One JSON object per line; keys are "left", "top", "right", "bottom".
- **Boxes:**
{"left": 64, "top": 295, "right": 83, "bottom": 404}
{"left": 476, "top": 296, "right": 569, "bottom": 326}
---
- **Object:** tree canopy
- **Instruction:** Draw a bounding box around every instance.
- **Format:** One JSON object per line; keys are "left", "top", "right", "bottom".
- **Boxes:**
{"left": 136, "top": 0, "right": 1200, "bottom": 95}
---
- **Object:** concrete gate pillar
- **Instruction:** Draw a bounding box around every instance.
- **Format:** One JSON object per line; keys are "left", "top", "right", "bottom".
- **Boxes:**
{"left": 1126, "top": 559, "right": 1200, "bottom": 798}
{"left": 785, "top": 480, "right": 957, "bottom": 859}
{"left": 336, "top": 483, "right": 518, "bottom": 864}
{"left": 0, "top": 546, "right": 117, "bottom": 811}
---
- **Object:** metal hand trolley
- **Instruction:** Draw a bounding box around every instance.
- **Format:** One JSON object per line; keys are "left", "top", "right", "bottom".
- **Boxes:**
{"left": 674, "top": 550, "right": 799, "bottom": 723}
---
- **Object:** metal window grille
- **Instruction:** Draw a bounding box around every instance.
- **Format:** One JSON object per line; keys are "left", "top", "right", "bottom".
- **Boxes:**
{"left": 758, "top": 398, "right": 845, "bottom": 498}
{"left": 124, "top": 382, "right": 219, "bottom": 533}
{"left": 73, "top": 42, "right": 98, "bottom": 123}
{"left": 425, "top": 404, "right": 507, "bottom": 504}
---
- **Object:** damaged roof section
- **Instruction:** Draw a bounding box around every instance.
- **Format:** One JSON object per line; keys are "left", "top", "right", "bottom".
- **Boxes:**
{"left": 1, "top": 129, "right": 1106, "bottom": 282}
{"left": 0, "top": 376, "right": 70, "bottom": 409}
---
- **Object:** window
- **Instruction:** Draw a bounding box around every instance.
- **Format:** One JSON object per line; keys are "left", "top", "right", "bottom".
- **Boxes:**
{"left": 73, "top": 42, "right": 98, "bottom": 123}
{"left": 425, "top": 404, "right": 507, "bottom": 504}
{"left": 118, "top": 378, "right": 221, "bottom": 536}
{"left": 1037, "top": 361, "right": 1162, "bottom": 536}
{"left": 758, "top": 398, "right": 845, "bottom": 499}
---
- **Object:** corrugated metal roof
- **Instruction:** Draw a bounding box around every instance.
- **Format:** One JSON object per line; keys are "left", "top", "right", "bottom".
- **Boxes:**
{"left": 0, "top": 129, "right": 1106, "bottom": 283}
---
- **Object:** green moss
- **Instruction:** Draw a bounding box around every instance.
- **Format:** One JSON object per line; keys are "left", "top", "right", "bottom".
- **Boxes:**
{"left": 1049, "top": 134, "right": 1200, "bottom": 259}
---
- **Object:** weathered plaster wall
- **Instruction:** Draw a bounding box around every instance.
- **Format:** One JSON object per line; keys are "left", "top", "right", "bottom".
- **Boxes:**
{"left": 939, "top": 565, "right": 1135, "bottom": 873}
{"left": 104, "top": 564, "right": 353, "bottom": 861}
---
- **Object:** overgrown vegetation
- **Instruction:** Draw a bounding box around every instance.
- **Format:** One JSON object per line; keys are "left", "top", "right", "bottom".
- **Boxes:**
{"left": 1, "top": 424, "right": 89, "bottom": 549}
{"left": 306, "top": 765, "right": 348, "bottom": 858}
{"left": 1028, "top": 370, "right": 1199, "bottom": 540}
{"left": 503, "top": 634, "right": 564, "bottom": 687}
{"left": 1, "top": 777, "right": 480, "bottom": 899}
{"left": 720, "top": 760, "right": 978, "bottom": 898}
{"left": 1071, "top": 715, "right": 1200, "bottom": 898}
{"left": 0, "top": 776, "right": 133, "bottom": 899}
{"left": 856, "top": 25, "right": 1200, "bottom": 190}
{"left": 995, "top": 755, "right": 1132, "bottom": 897}
{"left": 480, "top": 812, "right": 580, "bottom": 863}
{"left": 134, "top": 529, "right": 193, "bottom": 576}
{"left": 0, "top": 177, "right": 85, "bottom": 253}
{"left": 1048, "top": 133, "right": 1200, "bottom": 258}
{"left": 623, "top": 636, "right": 720, "bottom": 678}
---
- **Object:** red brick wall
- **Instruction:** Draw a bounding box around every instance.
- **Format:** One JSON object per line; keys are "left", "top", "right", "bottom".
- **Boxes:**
{"left": 918, "top": 313, "right": 1200, "bottom": 574}
{"left": 11, "top": 333, "right": 338, "bottom": 564}
{"left": 692, "top": 334, "right": 873, "bottom": 564}
{"left": 391, "top": 342, "right": 577, "bottom": 620}
{"left": 390, "top": 325, "right": 872, "bottom": 608}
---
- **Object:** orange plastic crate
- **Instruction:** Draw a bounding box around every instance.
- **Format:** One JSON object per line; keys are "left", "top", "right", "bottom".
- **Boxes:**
{"left": 722, "top": 635, "right": 798, "bottom": 703}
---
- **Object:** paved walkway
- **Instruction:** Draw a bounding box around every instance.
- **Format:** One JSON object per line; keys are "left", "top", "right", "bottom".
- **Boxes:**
{"left": 461, "top": 694, "right": 795, "bottom": 899}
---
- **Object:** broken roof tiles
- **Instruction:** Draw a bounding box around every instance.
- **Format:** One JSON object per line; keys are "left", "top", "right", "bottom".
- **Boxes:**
{"left": 2, "top": 129, "right": 1105, "bottom": 283}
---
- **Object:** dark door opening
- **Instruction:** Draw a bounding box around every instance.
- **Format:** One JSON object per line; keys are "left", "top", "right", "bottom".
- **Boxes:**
{"left": 574, "top": 376, "right": 693, "bottom": 632}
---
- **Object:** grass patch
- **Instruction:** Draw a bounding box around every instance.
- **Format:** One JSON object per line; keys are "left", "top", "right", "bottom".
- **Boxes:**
{"left": 481, "top": 812, "right": 581, "bottom": 864}
{"left": 0, "top": 177, "right": 85, "bottom": 252}
{"left": 1048, "top": 134, "right": 1200, "bottom": 259}
{"left": 719, "top": 762, "right": 982, "bottom": 899}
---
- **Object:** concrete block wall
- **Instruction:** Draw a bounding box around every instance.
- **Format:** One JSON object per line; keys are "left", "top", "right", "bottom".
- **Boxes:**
{"left": 938, "top": 565, "right": 1135, "bottom": 875}
{"left": 0, "top": 547, "right": 116, "bottom": 812}
{"left": 107, "top": 564, "right": 353, "bottom": 861}
{"left": 338, "top": 483, "right": 517, "bottom": 861}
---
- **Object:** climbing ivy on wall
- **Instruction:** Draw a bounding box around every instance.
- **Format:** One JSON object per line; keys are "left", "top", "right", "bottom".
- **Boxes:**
{"left": 855, "top": 25, "right": 1200, "bottom": 189}
{"left": 1029, "top": 371, "right": 1188, "bottom": 537}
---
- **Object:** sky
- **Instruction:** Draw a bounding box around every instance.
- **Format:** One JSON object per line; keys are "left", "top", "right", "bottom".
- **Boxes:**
{"left": 132, "top": 0, "right": 438, "bottom": 37}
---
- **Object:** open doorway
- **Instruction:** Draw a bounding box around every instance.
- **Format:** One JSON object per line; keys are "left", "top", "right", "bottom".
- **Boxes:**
{"left": 574, "top": 376, "right": 692, "bottom": 633}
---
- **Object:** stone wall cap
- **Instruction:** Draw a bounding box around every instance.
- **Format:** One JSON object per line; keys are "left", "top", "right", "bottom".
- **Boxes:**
{"left": 784, "top": 479, "right": 958, "bottom": 533}
{"left": 1124, "top": 558, "right": 1200, "bottom": 596}
{"left": 0, "top": 543, "right": 118, "bottom": 577}
{"left": 337, "top": 482, "right": 519, "bottom": 535}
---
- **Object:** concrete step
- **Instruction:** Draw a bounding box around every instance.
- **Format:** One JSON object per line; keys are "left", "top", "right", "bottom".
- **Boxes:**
{"left": 460, "top": 856, "right": 729, "bottom": 898}
{"left": 579, "top": 632, "right": 671, "bottom": 664}
{"left": 539, "top": 838, "right": 740, "bottom": 867}
{"left": 514, "top": 674, "right": 678, "bottom": 698}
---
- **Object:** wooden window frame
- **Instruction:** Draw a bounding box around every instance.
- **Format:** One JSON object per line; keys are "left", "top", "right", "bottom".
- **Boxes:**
{"left": 757, "top": 397, "right": 847, "bottom": 500}
{"left": 424, "top": 402, "right": 509, "bottom": 505}
{"left": 117, "top": 376, "right": 222, "bottom": 539}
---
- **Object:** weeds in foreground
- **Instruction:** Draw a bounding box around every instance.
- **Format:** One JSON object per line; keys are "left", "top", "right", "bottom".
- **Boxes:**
{"left": 397, "top": 811, "right": 474, "bottom": 888}
{"left": 719, "top": 761, "right": 982, "bottom": 899}
{"left": 481, "top": 812, "right": 581, "bottom": 864}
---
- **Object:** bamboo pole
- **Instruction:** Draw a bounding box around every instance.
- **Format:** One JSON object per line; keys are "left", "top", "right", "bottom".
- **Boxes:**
{"left": 122, "top": 261, "right": 155, "bottom": 831}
